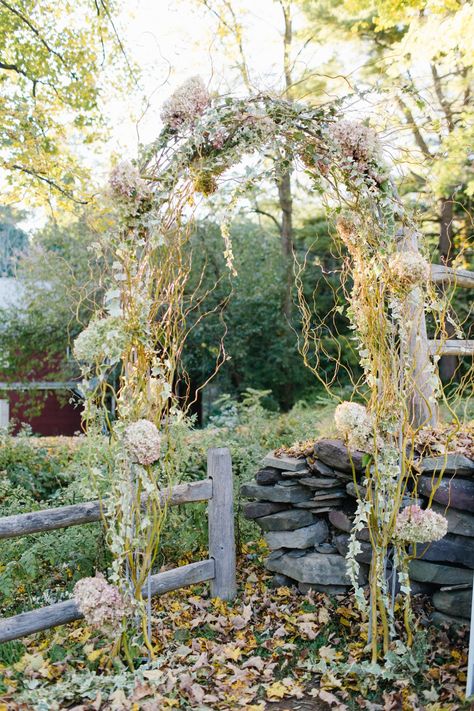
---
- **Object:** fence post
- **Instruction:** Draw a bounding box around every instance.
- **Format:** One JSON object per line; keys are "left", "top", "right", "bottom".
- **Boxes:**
{"left": 0, "top": 399, "right": 9, "bottom": 429}
{"left": 208, "top": 447, "right": 236, "bottom": 600}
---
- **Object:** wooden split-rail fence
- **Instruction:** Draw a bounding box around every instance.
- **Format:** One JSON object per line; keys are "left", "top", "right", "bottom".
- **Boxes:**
{"left": 0, "top": 447, "right": 236, "bottom": 644}
{"left": 429, "top": 264, "right": 474, "bottom": 358}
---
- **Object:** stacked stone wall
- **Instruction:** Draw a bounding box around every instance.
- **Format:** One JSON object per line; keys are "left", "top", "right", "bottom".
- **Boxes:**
{"left": 242, "top": 440, "right": 474, "bottom": 625}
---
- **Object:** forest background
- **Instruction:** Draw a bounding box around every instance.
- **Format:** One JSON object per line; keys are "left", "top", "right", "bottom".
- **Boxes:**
{"left": 0, "top": 0, "right": 473, "bottom": 419}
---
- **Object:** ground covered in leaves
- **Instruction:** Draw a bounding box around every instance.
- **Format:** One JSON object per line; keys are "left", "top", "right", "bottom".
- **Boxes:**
{"left": 0, "top": 542, "right": 472, "bottom": 710}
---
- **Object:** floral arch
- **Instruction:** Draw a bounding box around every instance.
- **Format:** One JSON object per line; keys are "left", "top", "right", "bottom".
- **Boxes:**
{"left": 74, "top": 76, "right": 446, "bottom": 663}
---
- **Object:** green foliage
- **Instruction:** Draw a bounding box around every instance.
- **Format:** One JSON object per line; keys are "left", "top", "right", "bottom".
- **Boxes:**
{"left": 0, "top": 206, "right": 29, "bottom": 276}
{"left": 0, "top": 433, "right": 111, "bottom": 613}
{"left": 0, "top": 216, "right": 106, "bottom": 417}
{"left": 159, "top": 389, "right": 336, "bottom": 560}
{"left": 184, "top": 218, "right": 353, "bottom": 410}
{"left": 0, "top": 0, "right": 127, "bottom": 207}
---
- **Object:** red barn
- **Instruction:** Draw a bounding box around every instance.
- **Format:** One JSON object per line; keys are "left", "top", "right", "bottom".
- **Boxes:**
{"left": 0, "top": 277, "right": 83, "bottom": 435}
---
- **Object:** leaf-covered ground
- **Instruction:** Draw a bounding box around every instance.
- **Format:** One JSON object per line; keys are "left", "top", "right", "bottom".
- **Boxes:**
{"left": 0, "top": 541, "right": 472, "bottom": 710}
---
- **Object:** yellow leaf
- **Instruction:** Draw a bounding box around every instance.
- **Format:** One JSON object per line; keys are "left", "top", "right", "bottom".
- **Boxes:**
{"left": 319, "top": 646, "right": 340, "bottom": 663}
{"left": 223, "top": 644, "right": 241, "bottom": 660}
{"left": 266, "top": 681, "right": 289, "bottom": 700}
{"left": 87, "top": 648, "right": 104, "bottom": 662}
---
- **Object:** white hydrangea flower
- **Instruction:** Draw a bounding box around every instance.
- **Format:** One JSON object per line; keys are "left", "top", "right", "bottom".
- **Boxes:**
{"left": 73, "top": 573, "right": 126, "bottom": 632}
{"left": 160, "top": 76, "right": 210, "bottom": 130}
{"left": 73, "top": 316, "right": 127, "bottom": 367}
{"left": 123, "top": 419, "right": 162, "bottom": 465}
{"left": 334, "top": 401, "right": 373, "bottom": 451}
{"left": 387, "top": 251, "right": 430, "bottom": 290}
{"left": 394, "top": 504, "right": 448, "bottom": 544}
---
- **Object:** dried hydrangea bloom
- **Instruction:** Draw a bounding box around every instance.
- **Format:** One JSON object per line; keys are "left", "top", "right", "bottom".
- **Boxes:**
{"left": 73, "top": 573, "right": 126, "bottom": 632}
{"left": 388, "top": 251, "right": 430, "bottom": 290}
{"left": 336, "top": 216, "right": 359, "bottom": 248}
{"left": 394, "top": 504, "right": 448, "bottom": 544}
{"left": 123, "top": 419, "right": 162, "bottom": 465}
{"left": 73, "top": 316, "right": 127, "bottom": 367}
{"left": 109, "top": 160, "right": 151, "bottom": 204}
{"left": 161, "top": 76, "right": 210, "bottom": 130}
{"left": 334, "top": 401, "right": 373, "bottom": 451}
{"left": 329, "top": 120, "right": 381, "bottom": 176}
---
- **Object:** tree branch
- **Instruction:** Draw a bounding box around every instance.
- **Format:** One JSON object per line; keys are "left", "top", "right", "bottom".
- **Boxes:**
{"left": 10, "top": 164, "right": 89, "bottom": 204}
{"left": 431, "top": 63, "right": 455, "bottom": 131}
{"left": 0, "top": 0, "right": 67, "bottom": 68}
{"left": 253, "top": 207, "right": 282, "bottom": 231}
{"left": 396, "top": 96, "right": 432, "bottom": 158}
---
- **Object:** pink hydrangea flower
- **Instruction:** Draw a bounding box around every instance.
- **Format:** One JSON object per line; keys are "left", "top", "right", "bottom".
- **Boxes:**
{"left": 109, "top": 160, "right": 151, "bottom": 204}
{"left": 123, "top": 419, "right": 162, "bottom": 465}
{"left": 73, "top": 573, "right": 126, "bottom": 632}
{"left": 394, "top": 504, "right": 448, "bottom": 544}
{"left": 329, "top": 120, "right": 380, "bottom": 175}
{"left": 161, "top": 76, "right": 210, "bottom": 130}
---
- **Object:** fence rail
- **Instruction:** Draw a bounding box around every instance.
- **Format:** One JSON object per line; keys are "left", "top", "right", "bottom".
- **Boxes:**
{"left": 0, "top": 447, "right": 236, "bottom": 644}
{"left": 430, "top": 264, "right": 474, "bottom": 289}
{"left": 429, "top": 340, "right": 474, "bottom": 357}
{"left": 0, "top": 479, "right": 213, "bottom": 540}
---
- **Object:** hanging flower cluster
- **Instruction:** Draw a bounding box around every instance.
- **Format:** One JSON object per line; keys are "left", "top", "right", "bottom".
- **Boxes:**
{"left": 160, "top": 76, "right": 211, "bottom": 130}
{"left": 329, "top": 120, "right": 384, "bottom": 182}
{"left": 394, "top": 504, "right": 448, "bottom": 544}
{"left": 387, "top": 251, "right": 430, "bottom": 290}
{"left": 73, "top": 573, "right": 126, "bottom": 633}
{"left": 73, "top": 316, "right": 127, "bottom": 368}
{"left": 123, "top": 419, "right": 162, "bottom": 465}
{"left": 334, "top": 401, "right": 374, "bottom": 452}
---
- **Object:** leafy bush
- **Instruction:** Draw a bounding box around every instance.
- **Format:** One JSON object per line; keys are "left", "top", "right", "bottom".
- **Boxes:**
{"left": 0, "top": 392, "right": 336, "bottom": 614}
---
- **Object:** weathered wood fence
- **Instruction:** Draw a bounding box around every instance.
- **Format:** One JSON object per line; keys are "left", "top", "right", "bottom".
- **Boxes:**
{"left": 0, "top": 447, "right": 236, "bottom": 644}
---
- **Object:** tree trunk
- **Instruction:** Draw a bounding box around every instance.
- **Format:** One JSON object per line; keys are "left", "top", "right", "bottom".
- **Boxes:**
{"left": 275, "top": 0, "right": 295, "bottom": 410}
{"left": 277, "top": 168, "right": 294, "bottom": 323}
{"left": 438, "top": 197, "right": 457, "bottom": 383}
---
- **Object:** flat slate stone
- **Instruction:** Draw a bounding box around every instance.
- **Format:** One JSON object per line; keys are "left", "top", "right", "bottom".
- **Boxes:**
{"left": 294, "top": 503, "right": 336, "bottom": 512}
{"left": 298, "top": 476, "right": 340, "bottom": 489}
{"left": 314, "top": 439, "right": 365, "bottom": 473}
{"left": 432, "top": 588, "right": 473, "bottom": 619}
{"left": 269, "top": 573, "right": 294, "bottom": 589}
{"left": 254, "top": 509, "right": 315, "bottom": 532}
{"left": 329, "top": 509, "right": 352, "bottom": 533}
{"left": 417, "top": 533, "right": 474, "bottom": 569}
{"left": 262, "top": 452, "right": 307, "bottom": 472}
{"left": 418, "top": 476, "right": 474, "bottom": 513}
{"left": 431, "top": 502, "right": 474, "bottom": 537}
{"left": 310, "top": 460, "right": 336, "bottom": 477}
{"left": 328, "top": 510, "right": 371, "bottom": 542}
{"left": 243, "top": 502, "right": 289, "bottom": 520}
{"left": 335, "top": 534, "right": 372, "bottom": 564}
{"left": 409, "top": 559, "right": 474, "bottom": 586}
{"left": 299, "top": 583, "right": 348, "bottom": 595}
{"left": 265, "top": 551, "right": 355, "bottom": 586}
{"left": 255, "top": 467, "right": 283, "bottom": 485}
{"left": 312, "top": 490, "right": 346, "bottom": 501}
{"left": 240, "top": 482, "right": 312, "bottom": 504}
{"left": 346, "top": 482, "right": 367, "bottom": 499}
{"left": 316, "top": 542, "right": 337, "bottom": 554}
{"left": 264, "top": 521, "right": 328, "bottom": 550}
{"left": 430, "top": 611, "right": 470, "bottom": 628}
{"left": 281, "top": 470, "right": 309, "bottom": 479}
{"left": 419, "top": 454, "right": 474, "bottom": 477}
